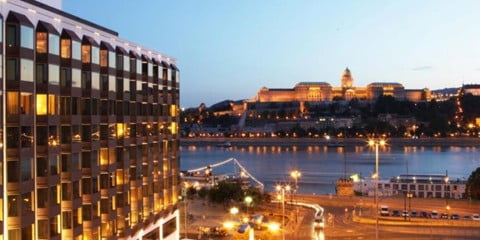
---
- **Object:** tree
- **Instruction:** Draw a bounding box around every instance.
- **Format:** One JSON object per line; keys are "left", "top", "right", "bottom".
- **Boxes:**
{"left": 198, "top": 187, "right": 209, "bottom": 199}
{"left": 467, "top": 167, "right": 480, "bottom": 200}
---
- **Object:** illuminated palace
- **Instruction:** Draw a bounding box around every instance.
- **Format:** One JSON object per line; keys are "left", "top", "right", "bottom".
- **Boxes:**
{"left": 255, "top": 68, "right": 431, "bottom": 103}
{"left": 0, "top": 0, "right": 180, "bottom": 240}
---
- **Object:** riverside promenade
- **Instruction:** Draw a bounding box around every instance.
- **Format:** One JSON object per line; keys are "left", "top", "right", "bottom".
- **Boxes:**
{"left": 181, "top": 137, "right": 480, "bottom": 147}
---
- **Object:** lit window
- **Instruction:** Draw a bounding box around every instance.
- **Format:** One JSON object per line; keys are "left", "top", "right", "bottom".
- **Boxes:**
{"left": 20, "top": 92, "right": 33, "bottom": 114}
{"left": 61, "top": 39, "right": 71, "bottom": 58}
{"left": 36, "top": 32, "right": 47, "bottom": 53}
{"left": 48, "top": 94, "right": 58, "bottom": 115}
{"left": 100, "top": 49, "right": 108, "bottom": 67}
{"left": 82, "top": 45, "right": 91, "bottom": 63}
{"left": 6, "top": 91, "right": 19, "bottom": 115}
{"left": 36, "top": 94, "right": 47, "bottom": 115}
{"left": 100, "top": 148, "right": 108, "bottom": 166}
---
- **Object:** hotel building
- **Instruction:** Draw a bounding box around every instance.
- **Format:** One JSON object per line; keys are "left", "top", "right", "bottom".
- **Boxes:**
{"left": 254, "top": 68, "right": 431, "bottom": 103}
{"left": 0, "top": 0, "right": 180, "bottom": 239}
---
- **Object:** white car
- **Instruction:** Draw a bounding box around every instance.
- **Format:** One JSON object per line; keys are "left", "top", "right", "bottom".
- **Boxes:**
{"left": 402, "top": 210, "right": 409, "bottom": 217}
{"left": 380, "top": 206, "right": 389, "bottom": 216}
{"left": 431, "top": 211, "right": 439, "bottom": 219}
{"left": 472, "top": 214, "right": 480, "bottom": 221}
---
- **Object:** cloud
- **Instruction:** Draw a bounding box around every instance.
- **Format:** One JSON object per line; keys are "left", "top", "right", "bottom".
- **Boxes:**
{"left": 412, "top": 66, "right": 433, "bottom": 71}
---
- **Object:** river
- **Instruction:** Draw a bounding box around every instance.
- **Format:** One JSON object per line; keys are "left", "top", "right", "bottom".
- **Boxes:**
{"left": 180, "top": 145, "right": 480, "bottom": 194}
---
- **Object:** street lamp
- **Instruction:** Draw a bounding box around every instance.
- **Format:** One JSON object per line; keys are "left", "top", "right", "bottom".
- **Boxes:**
{"left": 290, "top": 170, "right": 302, "bottom": 223}
{"left": 181, "top": 182, "right": 190, "bottom": 239}
{"left": 276, "top": 184, "right": 291, "bottom": 240}
{"left": 368, "top": 138, "right": 386, "bottom": 240}
{"left": 406, "top": 192, "right": 413, "bottom": 221}
{"left": 245, "top": 196, "right": 253, "bottom": 215}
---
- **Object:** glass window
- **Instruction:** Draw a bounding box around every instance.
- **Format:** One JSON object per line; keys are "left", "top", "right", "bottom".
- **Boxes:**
{"left": 38, "top": 220, "right": 48, "bottom": 238}
{"left": 21, "top": 158, "right": 32, "bottom": 181}
{"left": 116, "top": 54, "right": 123, "bottom": 70}
{"left": 50, "top": 156, "right": 58, "bottom": 175}
{"left": 36, "top": 32, "right": 47, "bottom": 53}
{"left": 48, "top": 95, "right": 58, "bottom": 115}
{"left": 37, "top": 189, "right": 48, "bottom": 208}
{"left": 20, "top": 92, "right": 33, "bottom": 114}
{"left": 100, "top": 50, "right": 108, "bottom": 67}
{"left": 36, "top": 64, "right": 47, "bottom": 84}
{"left": 92, "top": 46, "right": 99, "bottom": 64}
{"left": 62, "top": 211, "right": 72, "bottom": 229}
{"left": 61, "top": 38, "right": 71, "bottom": 58}
{"left": 6, "top": 58, "right": 18, "bottom": 81}
{"left": 21, "top": 127, "right": 33, "bottom": 148}
{"left": 124, "top": 78, "right": 130, "bottom": 93}
{"left": 82, "top": 71, "right": 91, "bottom": 89}
{"left": 7, "top": 127, "right": 19, "bottom": 149}
{"left": 49, "top": 64, "right": 60, "bottom": 85}
{"left": 20, "top": 26, "right": 34, "bottom": 49}
{"left": 49, "top": 34, "right": 59, "bottom": 55}
{"left": 72, "top": 41, "right": 81, "bottom": 60}
{"left": 148, "top": 62, "right": 153, "bottom": 77}
{"left": 7, "top": 161, "right": 19, "bottom": 182}
{"left": 37, "top": 94, "right": 47, "bottom": 115}
{"left": 37, "top": 157, "right": 48, "bottom": 177}
{"left": 81, "top": 45, "right": 91, "bottom": 63}
{"left": 21, "top": 59, "right": 34, "bottom": 82}
{"left": 109, "top": 75, "right": 116, "bottom": 92}
{"left": 92, "top": 72, "right": 100, "bottom": 90}
{"left": 124, "top": 56, "right": 130, "bottom": 71}
{"left": 6, "top": 91, "right": 19, "bottom": 115}
{"left": 109, "top": 51, "right": 116, "bottom": 68}
{"left": 8, "top": 195, "right": 19, "bottom": 217}
{"left": 6, "top": 25, "right": 18, "bottom": 48}
{"left": 136, "top": 59, "right": 142, "bottom": 74}
{"left": 72, "top": 68, "right": 81, "bottom": 87}
{"left": 60, "top": 67, "right": 71, "bottom": 87}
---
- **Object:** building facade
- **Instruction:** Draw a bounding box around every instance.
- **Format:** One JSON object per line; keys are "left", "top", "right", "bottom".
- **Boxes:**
{"left": 255, "top": 68, "right": 431, "bottom": 103}
{"left": 0, "top": 0, "right": 180, "bottom": 239}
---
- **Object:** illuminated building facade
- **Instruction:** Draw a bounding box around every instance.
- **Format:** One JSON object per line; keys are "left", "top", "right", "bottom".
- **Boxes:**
{"left": 0, "top": 0, "right": 180, "bottom": 239}
{"left": 255, "top": 68, "right": 431, "bottom": 103}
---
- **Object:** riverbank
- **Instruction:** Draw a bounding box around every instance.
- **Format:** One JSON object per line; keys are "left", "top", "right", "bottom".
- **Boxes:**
{"left": 181, "top": 137, "right": 480, "bottom": 147}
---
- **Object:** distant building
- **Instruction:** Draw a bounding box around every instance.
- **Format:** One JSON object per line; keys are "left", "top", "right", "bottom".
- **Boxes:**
{"left": 463, "top": 84, "right": 480, "bottom": 96}
{"left": 254, "top": 68, "right": 431, "bottom": 103}
{"left": 354, "top": 174, "right": 466, "bottom": 199}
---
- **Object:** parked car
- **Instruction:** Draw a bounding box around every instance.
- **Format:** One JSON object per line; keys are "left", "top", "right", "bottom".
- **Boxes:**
{"left": 472, "top": 214, "right": 480, "bottom": 221}
{"left": 392, "top": 210, "right": 401, "bottom": 217}
{"left": 450, "top": 214, "right": 460, "bottom": 220}
{"left": 441, "top": 213, "right": 449, "bottom": 219}
{"left": 411, "top": 210, "right": 418, "bottom": 217}
{"left": 402, "top": 210, "right": 409, "bottom": 217}
{"left": 420, "top": 211, "right": 428, "bottom": 218}
{"left": 380, "top": 206, "right": 389, "bottom": 216}
{"left": 464, "top": 215, "right": 472, "bottom": 220}
{"left": 238, "top": 224, "right": 250, "bottom": 233}
{"left": 431, "top": 211, "right": 439, "bottom": 219}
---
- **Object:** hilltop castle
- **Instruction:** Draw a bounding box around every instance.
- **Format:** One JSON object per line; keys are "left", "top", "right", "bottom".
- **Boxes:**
{"left": 254, "top": 68, "right": 431, "bottom": 102}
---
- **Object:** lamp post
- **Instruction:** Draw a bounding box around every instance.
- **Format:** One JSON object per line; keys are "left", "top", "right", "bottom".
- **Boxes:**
{"left": 182, "top": 182, "right": 190, "bottom": 239}
{"left": 276, "top": 184, "right": 291, "bottom": 240}
{"left": 244, "top": 196, "right": 253, "bottom": 216}
{"left": 290, "top": 170, "right": 301, "bottom": 223}
{"left": 407, "top": 192, "right": 413, "bottom": 221}
{"left": 368, "top": 138, "right": 386, "bottom": 240}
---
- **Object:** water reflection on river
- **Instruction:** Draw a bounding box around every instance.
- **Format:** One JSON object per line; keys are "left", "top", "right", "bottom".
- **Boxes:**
{"left": 180, "top": 145, "right": 479, "bottom": 194}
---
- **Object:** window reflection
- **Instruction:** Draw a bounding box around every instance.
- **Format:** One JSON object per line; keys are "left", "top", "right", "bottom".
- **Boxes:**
{"left": 82, "top": 45, "right": 91, "bottom": 63}
{"left": 20, "top": 26, "right": 34, "bottom": 49}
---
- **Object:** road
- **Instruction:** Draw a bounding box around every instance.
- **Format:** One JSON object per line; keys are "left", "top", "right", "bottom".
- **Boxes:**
{"left": 292, "top": 195, "right": 480, "bottom": 240}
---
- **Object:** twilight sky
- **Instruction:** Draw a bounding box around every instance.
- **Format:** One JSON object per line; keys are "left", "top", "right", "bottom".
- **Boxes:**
{"left": 64, "top": 0, "right": 480, "bottom": 108}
